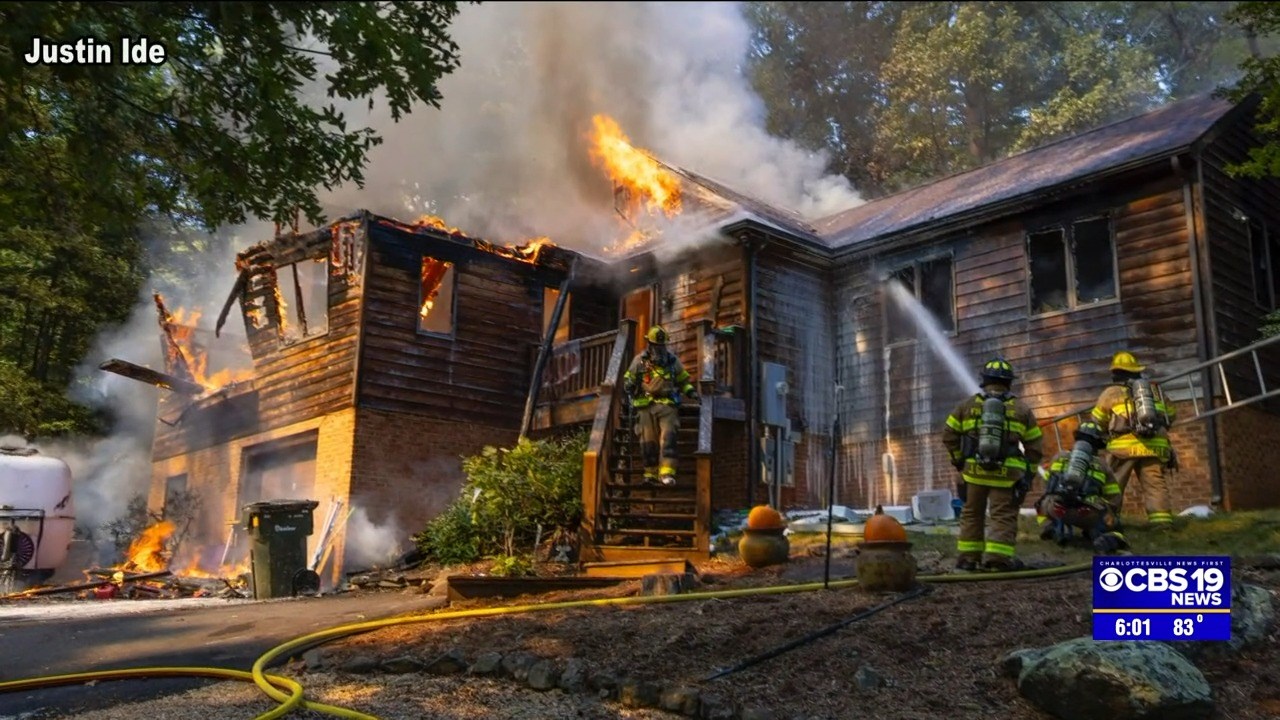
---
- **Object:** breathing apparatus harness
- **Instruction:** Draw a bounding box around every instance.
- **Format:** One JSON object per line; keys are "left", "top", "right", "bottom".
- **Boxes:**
{"left": 1039, "top": 423, "right": 1109, "bottom": 545}
{"left": 1124, "top": 376, "right": 1169, "bottom": 439}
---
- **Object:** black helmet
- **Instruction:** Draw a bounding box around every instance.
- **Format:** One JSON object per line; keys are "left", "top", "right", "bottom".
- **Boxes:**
{"left": 1075, "top": 420, "right": 1106, "bottom": 449}
{"left": 981, "top": 357, "right": 1015, "bottom": 385}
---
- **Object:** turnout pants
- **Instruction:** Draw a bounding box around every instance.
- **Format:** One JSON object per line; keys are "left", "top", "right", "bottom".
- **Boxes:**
{"left": 1109, "top": 456, "right": 1173, "bottom": 525}
{"left": 636, "top": 402, "right": 679, "bottom": 479}
{"left": 957, "top": 483, "right": 1018, "bottom": 566}
{"left": 1037, "top": 494, "right": 1122, "bottom": 540}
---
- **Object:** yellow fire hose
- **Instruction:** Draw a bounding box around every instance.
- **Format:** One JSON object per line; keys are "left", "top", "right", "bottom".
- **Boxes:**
{"left": 0, "top": 561, "right": 1091, "bottom": 719}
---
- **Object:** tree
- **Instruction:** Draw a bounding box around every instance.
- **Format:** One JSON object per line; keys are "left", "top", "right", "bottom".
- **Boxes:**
{"left": 0, "top": 3, "right": 467, "bottom": 437}
{"left": 746, "top": 1, "right": 1262, "bottom": 199}
{"left": 1223, "top": 2, "right": 1280, "bottom": 179}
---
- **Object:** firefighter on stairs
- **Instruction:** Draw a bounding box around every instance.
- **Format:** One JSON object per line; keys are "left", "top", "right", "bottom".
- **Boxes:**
{"left": 943, "top": 358, "right": 1045, "bottom": 572}
{"left": 1034, "top": 420, "right": 1128, "bottom": 554}
{"left": 623, "top": 326, "right": 698, "bottom": 486}
{"left": 1090, "top": 351, "right": 1178, "bottom": 530}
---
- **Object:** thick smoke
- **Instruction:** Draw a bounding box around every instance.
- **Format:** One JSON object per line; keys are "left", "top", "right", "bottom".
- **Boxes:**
{"left": 318, "top": 2, "right": 862, "bottom": 250}
{"left": 344, "top": 506, "right": 408, "bottom": 570}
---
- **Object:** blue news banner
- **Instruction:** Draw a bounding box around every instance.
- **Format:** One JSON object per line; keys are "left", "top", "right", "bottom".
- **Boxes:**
{"left": 1093, "top": 556, "right": 1231, "bottom": 642}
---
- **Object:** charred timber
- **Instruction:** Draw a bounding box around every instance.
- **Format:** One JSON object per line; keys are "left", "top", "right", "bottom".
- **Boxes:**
{"left": 521, "top": 259, "right": 578, "bottom": 439}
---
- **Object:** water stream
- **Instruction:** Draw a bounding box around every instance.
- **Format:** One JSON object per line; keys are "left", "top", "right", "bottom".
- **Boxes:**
{"left": 885, "top": 280, "right": 980, "bottom": 397}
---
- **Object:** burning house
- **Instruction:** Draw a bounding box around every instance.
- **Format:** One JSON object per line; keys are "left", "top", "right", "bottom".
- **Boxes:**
{"left": 123, "top": 92, "right": 1279, "bottom": 571}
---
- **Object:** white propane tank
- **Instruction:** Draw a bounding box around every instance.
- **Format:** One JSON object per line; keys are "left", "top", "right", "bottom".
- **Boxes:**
{"left": 0, "top": 446, "right": 76, "bottom": 577}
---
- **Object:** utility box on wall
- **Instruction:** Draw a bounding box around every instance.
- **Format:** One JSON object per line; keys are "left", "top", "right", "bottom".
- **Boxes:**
{"left": 761, "top": 362, "right": 789, "bottom": 428}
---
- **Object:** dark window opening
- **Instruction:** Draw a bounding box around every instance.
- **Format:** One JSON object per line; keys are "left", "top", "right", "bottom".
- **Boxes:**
{"left": 1028, "top": 217, "right": 1116, "bottom": 315}
{"left": 1250, "top": 220, "right": 1278, "bottom": 309}
{"left": 274, "top": 258, "right": 330, "bottom": 342}
{"left": 1028, "top": 229, "right": 1069, "bottom": 314}
{"left": 1072, "top": 218, "right": 1118, "bottom": 305}
{"left": 886, "top": 257, "right": 954, "bottom": 344}
{"left": 418, "top": 256, "right": 456, "bottom": 336}
{"left": 544, "top": 287, "right": 571, "bottom": 343}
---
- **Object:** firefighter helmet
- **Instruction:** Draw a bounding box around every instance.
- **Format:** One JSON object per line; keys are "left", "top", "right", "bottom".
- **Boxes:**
{"left": 980, "top": 357, "right": 1015, "bottom": 384}
{"left": 646, "top": 326, "right": 669, "bottom": 345}
{"left": 1110, "top": 350, "right": 1145, "bottom": 373}
{"left": 1074, "top": 420, "right": 1106, "bottom": 449}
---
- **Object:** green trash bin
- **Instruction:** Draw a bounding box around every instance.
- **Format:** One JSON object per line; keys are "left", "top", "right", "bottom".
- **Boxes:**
{"left": 242, "top": 500, "right": 321, "bottom": 599}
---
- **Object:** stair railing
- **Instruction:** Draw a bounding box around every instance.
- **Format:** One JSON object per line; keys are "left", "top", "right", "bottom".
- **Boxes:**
{"left": 581, "top": 319, "right": 636, "bottom": 544}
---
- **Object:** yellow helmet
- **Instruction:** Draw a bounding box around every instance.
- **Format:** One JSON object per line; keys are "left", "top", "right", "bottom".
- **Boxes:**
{"left": 1110, "top": 351, "right": 1144, "bottom": 373}
{"left": 645, "top": 325, "right": 669, "bottom": 345}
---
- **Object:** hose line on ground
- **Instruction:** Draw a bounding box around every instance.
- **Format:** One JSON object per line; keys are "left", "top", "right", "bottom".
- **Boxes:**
{"left": 0, "top": 561, "right": 1092, "bottom": 720}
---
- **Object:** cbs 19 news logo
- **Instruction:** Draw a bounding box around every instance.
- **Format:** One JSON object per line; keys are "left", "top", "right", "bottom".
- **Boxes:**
{"left": 1097, "top": 564, "right": 1226, "bottom": 605}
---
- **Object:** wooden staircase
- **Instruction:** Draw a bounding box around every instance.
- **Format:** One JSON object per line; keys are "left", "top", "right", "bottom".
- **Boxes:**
{"left": 578, "top": 319, "right": 713, "bottom": 562}
{"left": 598, "top": 402, "right": 705, "bottom": 551}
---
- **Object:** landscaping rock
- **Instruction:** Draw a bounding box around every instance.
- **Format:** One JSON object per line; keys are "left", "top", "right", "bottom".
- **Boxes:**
{"left": 501, "top": 651, "right": 539, "bottom": 681}
{"left": 659, "top": 686, "right": 700, "bottom": 715}
{"left": 854, "top": 665, "right": 887, "bottom": 691}
{"left": 423, "top": 649, "right": 468, "bottom": 675}
{"left": 1013, "top": 637, "right": 1213, "bottom": 720}
{"left": 527, "top": 660, "right": 561, "bottom": 691}
{"left": 557, "top": 658, "right": 590, "bottom": 693}
{"left": 1166, "top": 582, "right": 1275, "bottom": 662}
{"left": 339, "top": 655, "right": 379, "bottom": 674}
{"left": 698, "top": 692, "right": 736, "bottom": 720}
{"left": 618, "top": 679, "right": 661, "bottom": 708}
{"left": 999, "top": 648, "right": 1042, "bottom": 679}
{"left": 641, "top": 572, "right": 698, "bottom": 596}
{"left": 588, "top": 668, "right": 620, "bottom": 697}
{"left": 467, "top": 652, "right": 503, "bottom": 676}
{"left": 740, "top": 706, "right": 776, "bottom": 720}
{"left": 301, "top": 649, "right": 326, "bottom": 671}
{"left": 380, "top": 655, "right": 424, "bottom": 674}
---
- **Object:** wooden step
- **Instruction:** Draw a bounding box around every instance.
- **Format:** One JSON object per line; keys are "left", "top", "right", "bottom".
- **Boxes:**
{"left": 601, "top": 512, "right": 697, "bottom": 521}
{"left": 578, "top": 543, "right": 710, "bottom": 563}
{"left": 603, "top": 528, "right": 697, "bottom": 538}
{"left": 601, "top": 496, "right": 696, "bottom": 505}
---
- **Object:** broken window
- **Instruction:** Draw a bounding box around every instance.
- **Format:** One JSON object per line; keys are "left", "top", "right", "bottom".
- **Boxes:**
{"left": 544, "top": 287, "right": 571, "bottom": 343}
{"left": 418, "top": 256, "right": 456, "bottom": 336}
{"left": 1028, "top": 217, "right": 1116, "bottom": 315}
{"left": 274, "top": 258, "right": 330, "bottom": 342}
{"left": 886, "top": 258, "right": 953, "bottom": 344}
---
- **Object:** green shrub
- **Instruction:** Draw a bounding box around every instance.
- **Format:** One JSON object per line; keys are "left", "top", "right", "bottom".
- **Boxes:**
{"left": 1262, "top": 308, "right": 1280, "bottom": 339}
{"left": 489, "top": 553, "right": 534, "bottom": 577}
{"left": 415, "top": 430, "right": 587, "bottom": 564}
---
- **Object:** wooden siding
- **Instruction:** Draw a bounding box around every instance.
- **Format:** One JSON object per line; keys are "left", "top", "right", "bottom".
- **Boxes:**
{"left": 356, "top": 227, "right": 549, "bottom": 428}
{"left": 831, "top": 174, "right": 1202, "bottom": 507}
{"left": 651, "top": 238, "right": 746, "bottom": 378}
{"left": 1200, "top": 113, "right": 1280, "bottom": 403}
{"left": 154, "top": 223, "right": 366, "bottom": 459}
{"left": 754, "top": 240, "right": 837, "bottom": 505}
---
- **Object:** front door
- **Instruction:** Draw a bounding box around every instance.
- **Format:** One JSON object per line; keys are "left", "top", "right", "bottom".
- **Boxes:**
{"left": 621, "top": 286, "right": 654, "bottom": 352}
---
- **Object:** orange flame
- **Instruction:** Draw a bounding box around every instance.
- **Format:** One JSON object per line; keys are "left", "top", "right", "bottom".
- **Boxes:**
{"left": 420, "top": 257, "right": 452, "bottom": 320}
{"left": 121, "top": 521, "right": 176, "bottom": 573}
{"left": 156, "top": 296, "right": 255, "bottom": 393}
{"left": 603, "top": 229, "right": 655, "bottom": 256}
{"left": 589, "top": 114, "right": 682, "bottom": 218}
{"left": 414, "top": 214, "right": 465, "bottom": 236}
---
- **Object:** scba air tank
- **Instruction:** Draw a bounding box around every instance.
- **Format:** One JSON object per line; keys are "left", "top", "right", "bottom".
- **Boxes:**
{"left": 976, "top": 396, "right": 1008, "bottom": 468}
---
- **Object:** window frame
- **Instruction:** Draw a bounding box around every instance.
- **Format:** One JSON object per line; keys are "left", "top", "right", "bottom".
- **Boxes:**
{"left": 273, "top": 257, "right": 332, "bottom": 346}
{"left": 543, "top": 285, "right": 573, "bottom": 344}
{"left": 416, "top": 255, "right": 459, "bottom": 339}
{"left": 1248, "top": 218, "right": 1277, "bottom": 311}
{"left": 1025, "top": 213, "right": 1120, "bottom": 318}
{"left": 883, "top": 251, "right": 957, "bottom": 347}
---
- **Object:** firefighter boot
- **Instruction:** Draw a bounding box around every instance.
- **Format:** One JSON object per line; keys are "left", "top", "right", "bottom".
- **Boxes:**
{"left": 1092, "top": 532, "right": 1128, "bottom": 554}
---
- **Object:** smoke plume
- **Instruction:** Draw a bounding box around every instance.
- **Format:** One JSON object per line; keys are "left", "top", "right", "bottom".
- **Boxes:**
{"left": 317, "top": 2, "right": 862, "bottom": 250}
{"left": 344, "top": 506, "right": 408, "bottom": 570}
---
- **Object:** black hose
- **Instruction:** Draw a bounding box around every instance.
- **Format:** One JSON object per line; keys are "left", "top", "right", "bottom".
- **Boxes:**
{"left": 701, "top": 584, "right": 932, "bottom": 682}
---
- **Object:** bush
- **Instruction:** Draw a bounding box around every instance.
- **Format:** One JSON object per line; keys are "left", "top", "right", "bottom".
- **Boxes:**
{"left": 1261, "top": 309, "right": 1280, "bottom": 339}
{"left": 415, "top": 430, "right": 587, "bottom": 564}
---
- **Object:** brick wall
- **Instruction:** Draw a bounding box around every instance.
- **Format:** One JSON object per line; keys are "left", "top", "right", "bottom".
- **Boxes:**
{"left": 148, "top": 408, "right": 356, "bottom": 585}
{"left": 347, "top": 407, "right": 514, "bottom": 568}
{"left": 1216, "top": 405, "right": 1280, "bottom": 510}
{"left": 710, "top": 420, "right": 749, "bottom": 510}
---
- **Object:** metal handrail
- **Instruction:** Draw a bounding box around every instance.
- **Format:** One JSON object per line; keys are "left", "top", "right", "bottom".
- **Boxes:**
{"left": 1039, "top": 333, "right": 1280, "bottom": 449}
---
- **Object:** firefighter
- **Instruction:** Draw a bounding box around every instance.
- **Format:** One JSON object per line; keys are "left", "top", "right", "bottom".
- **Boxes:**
{"left": 1034, "top": 420, "right": 1128, "bottom": 554}
{"left": 1090, "top": 351, "right": 1178, "bottom": 529}
{"left": 942, "top": 358, "right": 1044, "bottom": 572}
{"left": 622, "top": 326, "right": 698, "bottom": 486}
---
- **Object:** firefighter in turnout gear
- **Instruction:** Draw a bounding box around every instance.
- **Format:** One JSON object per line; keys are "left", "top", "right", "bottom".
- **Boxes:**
{"left": 622, "top": 326, "right": 698, "bottom": 486}
{"left": 1034, "top": 420, "right": 1128, "bottom": 554}
{"left": 1091, "top": 351, "right": 1178, "bottom": 529}
{"left": 942, "top": 358, "right": 1044, "bottom": 572}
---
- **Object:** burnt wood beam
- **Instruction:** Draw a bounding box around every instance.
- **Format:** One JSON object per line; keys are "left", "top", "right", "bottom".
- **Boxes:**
{"left": 520, "top": 259, "right": 578, "bottom": 440}
{"left": 215, "top": 270, "right": 249, "bottom": 338}
{"left": 291, "top": 261, "right": 308, "bottom": 337}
